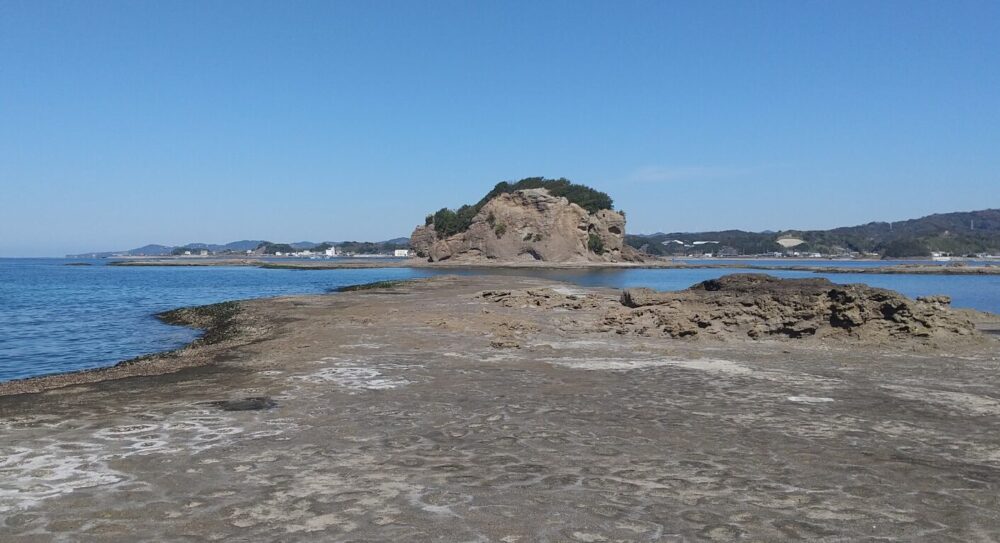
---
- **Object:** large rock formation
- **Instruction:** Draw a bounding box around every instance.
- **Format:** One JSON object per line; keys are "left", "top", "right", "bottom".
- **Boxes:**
{"left": 411, "top": 188, "right": 641, "bottom": 263}
{"left": 477, "top": 273, "right": 985, "bottom": 348}
{"left": 613, "top": 274, "right": 979, "bottom": 342}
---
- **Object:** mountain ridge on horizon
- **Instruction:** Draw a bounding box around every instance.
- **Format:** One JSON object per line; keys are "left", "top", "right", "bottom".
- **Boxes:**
{"left": 64, "top": 208, "right": 1000, "bottom": 258}
{"left": 67, "top": 238, "right": 412, "bottom": 258}
{"left": 627, "top": 208, "right": 1000, "bottom": 257}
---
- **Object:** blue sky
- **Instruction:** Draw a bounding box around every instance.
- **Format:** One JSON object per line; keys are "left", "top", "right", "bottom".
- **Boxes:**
{"left": 1, "top": 1, "right": 998, "bottom": 256}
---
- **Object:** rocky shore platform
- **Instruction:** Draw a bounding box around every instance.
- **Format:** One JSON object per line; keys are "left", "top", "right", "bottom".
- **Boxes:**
{"left": 2, "top": 275, "right": 1000, "bottom": 540}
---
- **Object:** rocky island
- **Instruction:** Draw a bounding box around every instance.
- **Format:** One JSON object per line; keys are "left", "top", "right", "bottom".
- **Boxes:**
{"left": 411, "top": 178, "right": 645, "bottom": 263}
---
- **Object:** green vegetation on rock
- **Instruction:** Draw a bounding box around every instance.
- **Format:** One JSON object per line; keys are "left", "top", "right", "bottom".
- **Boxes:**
{"left": 335, "top": 280, "right": 408, "bottom": 292}
{"left": 158, "top": 301, "right": 243, "bottom": 345}
{"left": 481, "top": 177, "right": 613, "bottom": 214}
{"left": 429, "top": 177, "right": 614, "bottom": 238}
{"left": 588, "top": 233, "right": 605, "bottom": 254}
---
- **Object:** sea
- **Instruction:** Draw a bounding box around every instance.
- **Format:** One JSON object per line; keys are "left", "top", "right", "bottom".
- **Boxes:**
{"left": 1, "top": 258, "right": 999, "bottom": 382}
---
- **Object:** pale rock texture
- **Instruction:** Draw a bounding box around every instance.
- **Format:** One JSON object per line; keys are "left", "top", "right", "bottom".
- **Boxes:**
{"left": 410, "top": 188, "right": 640, "bottom": 263}
{"left": 613, "top": 274, "right": 979, "bottom": 342}
{"left": 409, "top": 225, "right": 438, "bottom": 258}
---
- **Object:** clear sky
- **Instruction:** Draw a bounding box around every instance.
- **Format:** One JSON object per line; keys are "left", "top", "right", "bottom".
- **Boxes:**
{"left": 2, "top": 1, "right": 998, "bottom": 256}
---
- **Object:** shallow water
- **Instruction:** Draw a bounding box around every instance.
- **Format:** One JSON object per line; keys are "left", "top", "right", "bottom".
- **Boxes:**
{"left": 0, "top": 259, "right": 434, "bottom": 381}
{"left": 1, "top": 258, "right": 998, "bottom": 382}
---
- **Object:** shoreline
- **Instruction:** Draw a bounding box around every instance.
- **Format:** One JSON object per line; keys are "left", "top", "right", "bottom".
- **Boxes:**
{"left": 0, "top": 300, "right": 272, "bottom": 397}
{"left": 107, "top": 257, "right": 1000, "bottom": 275}
{"left": 3, "top": 275, "right": 1000, "bottom": 539}
{"left": 4, "top": 274, "right": 999, "bottom": 397}
{"left": 5, "top": 262, "right": 1000, "bottom": 396}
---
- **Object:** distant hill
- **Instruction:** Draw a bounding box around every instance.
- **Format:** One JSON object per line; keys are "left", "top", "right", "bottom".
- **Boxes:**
{"left": 127, "top": 244, "right": 174, "bottom": 256}
{"left": 67, "top": 238, "right": 409, "bottom": 258}
{"left": 628, "top": 209, "right": 1000, "bottom": 258}
{"left": 214, "top": 240, "right": 265, "bottom": 252}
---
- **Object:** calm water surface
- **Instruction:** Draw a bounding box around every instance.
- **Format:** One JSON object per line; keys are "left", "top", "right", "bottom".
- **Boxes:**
{"left": 1, "top": 258, "right": 998, "bottom": 381}
{"left": 0, "top": 259, "right": 435, "bottom": 381}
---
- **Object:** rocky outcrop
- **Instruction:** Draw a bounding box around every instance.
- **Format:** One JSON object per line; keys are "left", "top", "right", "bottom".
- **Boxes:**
{"left": 613, "top": 274, "right": 979, "bottom": 342}
{"left": 411, "top": 188, "right": 638, "bottom": 263}
{"left": 409, "top": 225, "right": 437, "bottom": 258}
{"left": 477, "top": 274, "right": 984, "bottom": 348}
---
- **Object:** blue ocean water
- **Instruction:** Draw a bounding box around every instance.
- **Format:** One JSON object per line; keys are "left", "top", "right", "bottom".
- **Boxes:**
{"left": 0, "top": 259, "right": 435, "bottom": 381}
{"left": 1, "top": 258, "right": 998, "bottom": 382}
{"left": 679, "top": 258, "right": 999, "bottom": 268}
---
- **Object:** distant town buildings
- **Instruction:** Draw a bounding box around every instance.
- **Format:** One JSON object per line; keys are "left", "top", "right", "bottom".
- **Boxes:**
{"left": 111, "top": 241, "right": 416, "bottom": 259}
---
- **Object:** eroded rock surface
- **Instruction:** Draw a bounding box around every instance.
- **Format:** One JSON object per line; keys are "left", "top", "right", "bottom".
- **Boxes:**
{"left": 412, "top": 188, "right": 641, "bottom": 263}
{"left": 623, "top": 274, "right": 978, "bottom": 342}
{"left": 2, "top": 275, "right": 999, "bottom": 541}
{"left": 484, "top": 274, "right": 983, "bottom": 347}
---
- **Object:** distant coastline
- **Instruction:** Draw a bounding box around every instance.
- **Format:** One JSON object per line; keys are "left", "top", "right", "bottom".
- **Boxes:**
{"left": 105, "top": 256, "right": 1000, "bottom": 275}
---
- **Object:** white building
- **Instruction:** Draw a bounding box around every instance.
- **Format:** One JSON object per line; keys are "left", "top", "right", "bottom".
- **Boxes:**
{"left": 394, "top": 249, "right": 410, "bottom": 257}
{"left": 325, "top": 247, "right": 338, "bottom": 257}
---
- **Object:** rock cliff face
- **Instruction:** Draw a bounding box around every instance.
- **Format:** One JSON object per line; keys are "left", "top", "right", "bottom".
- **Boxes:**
{"left": 411, "top": 188, "right": 640, "bottom": 263}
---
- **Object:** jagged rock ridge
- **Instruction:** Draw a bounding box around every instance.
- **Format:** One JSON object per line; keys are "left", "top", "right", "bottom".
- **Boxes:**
{"left": 613, "top": 274, "right": 978, "bottom": 342}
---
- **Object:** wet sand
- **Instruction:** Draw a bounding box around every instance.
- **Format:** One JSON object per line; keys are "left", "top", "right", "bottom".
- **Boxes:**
{"left": 2, "top": 276, "right": 1000, "bottom": 540}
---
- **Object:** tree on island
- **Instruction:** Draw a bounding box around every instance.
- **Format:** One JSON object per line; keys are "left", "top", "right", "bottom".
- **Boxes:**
{"left": 428, "top": 177, "right": 614, "bottom": 238}
{"left": 256, "top": 242, "right": 297, "bottom": 254}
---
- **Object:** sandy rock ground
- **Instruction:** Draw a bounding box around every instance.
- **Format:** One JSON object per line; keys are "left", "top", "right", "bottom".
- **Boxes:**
{"left": 1, "top": 275, "right": 999, "bottom": 541}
